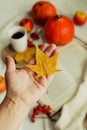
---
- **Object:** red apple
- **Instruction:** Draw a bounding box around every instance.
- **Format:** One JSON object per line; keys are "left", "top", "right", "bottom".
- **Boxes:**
{"left": 0, "top": 76, "right": 6, "bottom": 93}
{"left": 74, "top": 10, "right": 87, "bottom": 26}
{"left": 19, "top": 18, "right": 33, "bottom": 32}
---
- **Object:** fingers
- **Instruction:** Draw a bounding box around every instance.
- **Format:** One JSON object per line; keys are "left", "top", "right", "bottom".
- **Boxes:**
{"left": 28, "top": 44, "right": 49, "bottom": 65}
{"left": 39, "top": 43, "right": 49, "bottom": 51}
{"left": 39, "top": 43, "right": 57, "bottom": 57}
{"left": 44, "top": 44, "right": 57, "bottom": 57}
{"left": 28, "top": 56, "right": 35, "bottom": 65}
{"left": 5, "top": 56, "right": 16, "bottom": 74}
{"left": 27, "top": 43, "right": 57, "bottom": 67}
{"left": 51, "top": 49, "right": 58, "bottom": 56}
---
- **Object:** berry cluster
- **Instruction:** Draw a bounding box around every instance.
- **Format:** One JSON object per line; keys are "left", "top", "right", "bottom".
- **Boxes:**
{"left": 31, "top": 104, "right": 51, "bottom": 123}
{"left": 30, "top": 32, "right": 39, "bottom": 40}
{"left": 27, "top": 32, "right": 39, "bottom": 47}
{"left": 27, "top": 40, "right": 35, "bottom": 47}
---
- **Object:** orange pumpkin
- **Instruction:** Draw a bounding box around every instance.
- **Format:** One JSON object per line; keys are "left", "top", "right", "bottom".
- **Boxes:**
{"left": 32, "top": 1, "right": 57, "bottom": 25}
{"left": 44, "top": 15, "right": 74, "bottom": 45}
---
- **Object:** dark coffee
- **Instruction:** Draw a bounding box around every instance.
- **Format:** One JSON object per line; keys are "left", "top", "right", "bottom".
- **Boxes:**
{"left": 12, "top": 32, "right": 24, "bottom": 39}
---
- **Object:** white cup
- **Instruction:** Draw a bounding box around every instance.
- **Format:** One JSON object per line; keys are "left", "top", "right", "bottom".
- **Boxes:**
{"left": 9, "top": 26, "right": 27, "bottom": 52}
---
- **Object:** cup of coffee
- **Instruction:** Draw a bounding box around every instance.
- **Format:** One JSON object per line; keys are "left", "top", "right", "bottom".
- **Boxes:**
{"left": 9, "top": 26, "right": 27, "bottom": 52}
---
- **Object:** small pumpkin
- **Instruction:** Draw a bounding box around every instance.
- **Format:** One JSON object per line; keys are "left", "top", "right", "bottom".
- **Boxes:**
{"left": 31, "top": 1, "right": 57, "bottom": 25}
{"left": 44, "top": 15, "right": 74, "bottom": 45}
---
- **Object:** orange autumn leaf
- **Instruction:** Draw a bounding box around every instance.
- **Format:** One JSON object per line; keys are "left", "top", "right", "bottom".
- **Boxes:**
{"left": 14, "top": 47, "right": 35, "bottom": 63}
{"left": 27, "top": 46, "right": 60, "bottom": 78}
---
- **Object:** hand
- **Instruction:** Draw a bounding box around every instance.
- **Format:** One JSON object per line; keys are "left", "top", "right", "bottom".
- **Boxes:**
{"left": 5, "top": 44, "right": 57, "bottom": 108}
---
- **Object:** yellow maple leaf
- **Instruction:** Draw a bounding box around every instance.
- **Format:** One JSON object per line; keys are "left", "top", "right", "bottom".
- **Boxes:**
{"left": 14, "top": 47, "right": 35, "bottom": 63}
{"left": 27, "top": 46, "right": 60, "bottom": 78}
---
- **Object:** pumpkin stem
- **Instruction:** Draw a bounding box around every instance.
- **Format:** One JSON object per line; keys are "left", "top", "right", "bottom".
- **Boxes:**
{"left": 55, "top": 15, "right": 62, "bottom": 19}
{"left": 39, "top": 3, "right": 43, "bottom": 6}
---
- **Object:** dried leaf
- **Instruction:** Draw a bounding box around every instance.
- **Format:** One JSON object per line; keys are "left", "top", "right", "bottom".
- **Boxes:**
{"left": 14, "top": 47, "right": 35, "bottom": 63}
{"left": 27, "top": 46, "right": 60, "bottom": 78}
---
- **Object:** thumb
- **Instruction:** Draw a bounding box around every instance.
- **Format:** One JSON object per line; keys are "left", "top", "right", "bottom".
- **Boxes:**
{"left": 5, "top": 56, "right": 16, "bottom": 74}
